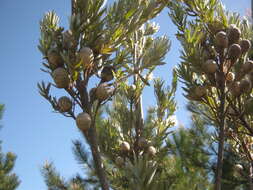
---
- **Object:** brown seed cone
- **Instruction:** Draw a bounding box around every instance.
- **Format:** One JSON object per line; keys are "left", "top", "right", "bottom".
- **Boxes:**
{"left": 215, "top": 31, "right": 228, "bottom": 48}
{"left": 187, "top": 88, "right": 202, "bottom": 101}
{"left": 226, "top": 72, "right": 235, "bottom": 82}
{"left": 79, "top": 47, "right": 94, "bottom": 67}
{"left": 52, "top": 68, "right": 70, "bottom": 88}
{"left": 240, "top": 78, "right": 252, "bottom": 93}
{"left": 115, "top": 156, "right": 124, "bottom": 167}
{"left": 147, "top": 146, "right": 157, "bottom": 157}
{"left": 120, "top": 141, "right": 130, "bottom": 152}
{"left": 76, "top": 112, "right": 91, "bottom": 132}
{"left": 242, "top": 61, "right": 253, "bottom": 74}
{"left": 230, "top": 81, "right": 241, "bottom": 96}
{"left": 58, "top": 96, "right": 72, "bottom": 112}
{"left": 228, "top": 44, "right": 241, "bottom": 62}
{"left": 186, "top": 95, "right": 201, "bottom": 101}
{"left": 48, "top": 51, "right": 63, "bottom": 70}
{"left": 227, "top": 24, "right": 241, "bottom": 44}
{"left": 101, "top": 66, "right": 115, "bottom": 82}
{"left": 138, "top": 137, "right": 148, "bottom": 148}
{"left": 202, "top": 59, "right": 218, "bottom": 74}
{"left": 239, "top": 39, "right": 251, "bottom": 54}
{"left": 95, "top": 83, "right": 113, "bottom": 101}
{"left": 194, "top": 86, "right": 207, "bottom": 98}
{"left": 62, "top": 30, "right": 76, "bottom": 49}
{"left": 93, "top": 36, "right": 105, "bottom": 54}
{"left": 208, "top": 20, "right": 224, "bottom": 34}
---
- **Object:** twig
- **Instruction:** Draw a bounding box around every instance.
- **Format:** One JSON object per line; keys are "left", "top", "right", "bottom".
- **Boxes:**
{"left": 85, "top": 103, "right": 110, "bottom": 190}
{"left": 215, "top": 54, "right": 226, "bottom": 190}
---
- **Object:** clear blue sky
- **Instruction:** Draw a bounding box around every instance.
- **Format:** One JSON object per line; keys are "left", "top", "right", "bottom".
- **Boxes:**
{"left": 0, "top": 0, "right": 250, "bottom": 189}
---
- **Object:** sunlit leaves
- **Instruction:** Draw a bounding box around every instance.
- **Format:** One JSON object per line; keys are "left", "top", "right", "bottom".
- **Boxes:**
{"left": 142, "top": 36, "right": 171, "bottom": 67}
